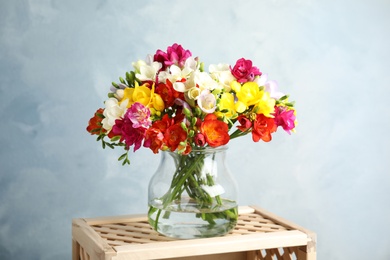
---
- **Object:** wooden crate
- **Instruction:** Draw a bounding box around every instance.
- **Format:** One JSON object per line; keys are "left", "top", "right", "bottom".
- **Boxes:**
{"left": 72, "top": 205, "right": 316, "bottom": 260}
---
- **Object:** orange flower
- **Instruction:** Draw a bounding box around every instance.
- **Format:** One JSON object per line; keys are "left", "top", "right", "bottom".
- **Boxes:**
{"left": 144, "top": 128, "right": 164, "bottom": 154}
{"left": 86, "top": 108, "right": 106, "bottom": 135}
{"left": 252, "top": 114, "right": 277, "bottom": 142}
{"left": 200, "top": 114, "right": 230, "bottom": 147}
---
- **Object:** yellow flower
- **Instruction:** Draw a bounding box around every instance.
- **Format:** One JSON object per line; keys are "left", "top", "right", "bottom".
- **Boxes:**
{"left": 216, "top": 92, "right": 237, "bottom": 119}
{"left": 231, "top": 81, "right": 262, "bottom": 113}
{"left": 254, "top": 91, "right": 275, "bottom": 117}
{"left": 120, "top": 82, "right": 164, "bottom": 113}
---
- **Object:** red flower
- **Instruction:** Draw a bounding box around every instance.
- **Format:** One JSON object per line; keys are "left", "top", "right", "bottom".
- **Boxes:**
{"left": 144, "top": 128, "right": 164, "bottom": 154}
{"left": 200, "top": 114, "right": 230, "bottom": 147}
{"left": 164, "top": 123, "right": 188, "bottom": 152}
{"left": 194, "top": 133, "right": 206, "bottom": 147}
{"left": 252, "top": 114, "right": 277, "bottom": 142}
{"left": 155, "top": 80, "right": 184, "bottom": 108}
{"left": 143, "top": 114, "right": 174, "bottom": 153}
{"left": 86, "top": 108, "right": 106, "bottom": 135}
{"left": 236, "top": 115, "right": 252, "bottom": 132}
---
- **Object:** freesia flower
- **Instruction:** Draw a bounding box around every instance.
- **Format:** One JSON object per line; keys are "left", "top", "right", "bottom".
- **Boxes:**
{"left": 194, "top": 71, "right": 220, "bottom": 91}
{"left": 231, "top": 58, "right": 261, "bottom": 83}
{"left": 194, "top": 133, "right": 206, "bottom": 147}
{"left": 264, "top": 80, "right": 284, "bottom": 100}
{"left": 252, "top": 114, "right": 277, "bottom": 142}
{"left": 134, "top": 61, "right": 162, "bottom": 82}
{"left": 86, "top": 108, "right": 106, "bottom": 135}
{"left": 127, "top": 102, "right": 152, "bottom": 128}
{"left": 209, "top": 63, "right": 235, "bottom": 91}
{"left": 121, "top": 82, "right": 165, "bottom": 113}
{"left": 274, "top": 106, "right": 296, "bottom": 134}
{"left": 254, "top": 91, "right": 275, "bottom": 118}
{"left": 155, "top": 81, "right": 184, "bottom": 108}
{"left": 154, "top": 43, "right": 192, "bottom": 70}
{"left": 102, "top": 98, "right": 128, "bottom": 132}
{"left": 236, "top": 115, "right": 252, "bottom": 132}
{"left": 200, "top": 114, "right": 230, "bottom": 147}
{"left": 215, "top": 92, "right": 236, "bottom": 119}
{"left": 231, "top": 81, "right": 263, "bottom": 113}
{"left": 164, "top": 123, "right": 187, "bottom": 152}
{"left": 197, "top": 90, "right": 217, "bottom": 114}
{"left": 110, "top": 116, "right": 146, "bottom": 152}
{"left": 144, "top": 128, "right": 164, "bottom": 153}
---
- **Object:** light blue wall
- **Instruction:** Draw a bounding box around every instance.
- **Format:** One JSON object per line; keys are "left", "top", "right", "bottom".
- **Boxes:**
{"left": 1, "top": 0, "right": 389, "bottom": 259}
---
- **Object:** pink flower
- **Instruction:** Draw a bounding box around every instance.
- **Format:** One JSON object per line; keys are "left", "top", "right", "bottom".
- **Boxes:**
{"left": 154, "top": 43, "right": 192, "bottom": 70}
{"left": 231, "top": 58, "right": 261, "bottom": 83}
{"left": 126, "top": 102, "right": 152, "bottom": 128}
{"left": 274, "top": 107, "right": 296, "bottom": 134}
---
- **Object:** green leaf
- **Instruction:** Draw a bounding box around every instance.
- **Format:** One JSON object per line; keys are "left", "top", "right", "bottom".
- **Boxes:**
{"left": 279, "top": 95, "right": 289, "bottom": 101}
{"left": 105, "top": 142, "right": 114, "bottom": 149}
{"left": 96, "top": 113, "right": 104, "bottom": 118}
{"left": 119, "top": 77, "right": 125, "bottom": 84}
{"left": 118, "top": 153, "right": 127, "bottom": 161}
{"left": 110, "top": 136, "right": 121, "bottom": 142}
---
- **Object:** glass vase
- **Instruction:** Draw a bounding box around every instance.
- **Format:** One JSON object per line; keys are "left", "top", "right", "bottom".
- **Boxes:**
{"left": 147, "top": 146, "right": 238, "bottom": 239}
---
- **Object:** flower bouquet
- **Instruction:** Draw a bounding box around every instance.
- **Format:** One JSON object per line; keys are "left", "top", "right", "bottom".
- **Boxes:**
{"left": 87, "top": 43, "right": 297, "bottom": 238}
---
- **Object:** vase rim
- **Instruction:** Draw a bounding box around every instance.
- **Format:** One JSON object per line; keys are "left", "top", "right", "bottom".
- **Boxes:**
{"left": 165, "top": 145, "right": 228, "bottom": 155}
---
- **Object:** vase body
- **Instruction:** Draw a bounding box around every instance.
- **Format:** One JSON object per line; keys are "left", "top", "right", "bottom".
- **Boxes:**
{"left": 148, "top": 146, "right": 238, "bottom": 239}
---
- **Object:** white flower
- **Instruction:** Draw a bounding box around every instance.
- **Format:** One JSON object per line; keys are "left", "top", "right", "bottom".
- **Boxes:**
{"left": 194, "top": 70, "right": 220, "bottom": 91}
{"left": 201, "top": 184, "right": 225, "bottom": 198}
{"left": 132, "top": 59, "right": 147, "bottom": 74}
{"left": 135, "top": 61, "right": 162, "bottom": 82}
{"left": 101, "top": 98, "right": 128, "bottom": 131}
{"left": 197, "top": 90, "right": 216, "bottom": 113}
{"left": 209, "top": 63, "right": 235, "bottom": 91}
{"left": 256, "top": 74, "right": 284, "bottom": 99}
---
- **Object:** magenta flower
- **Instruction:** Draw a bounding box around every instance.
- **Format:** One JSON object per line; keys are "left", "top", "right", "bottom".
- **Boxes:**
{"left": 111, "top": 117, "right": 147, "bottom": 152}
{"left": 274, "top": 107, "right": 296, "bottom": 134}
{"left": 231, "top": 58, "right": 261, "bottom": 83}
{"left": 126, "top": 102, "right": 152, "bottom": 129}
{"left": 154, "top": 43, "right": 192, "bottom": 70}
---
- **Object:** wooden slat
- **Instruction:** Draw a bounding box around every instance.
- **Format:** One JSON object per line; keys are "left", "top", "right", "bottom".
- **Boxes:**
{"left": 72, "top": 218, "right": 116, "bottom": 260}
{"left": 111, "top": 230, "right": 308, "bottom": 260}
{"left": 250, "top": 205, "right": 316, "bottom": 255}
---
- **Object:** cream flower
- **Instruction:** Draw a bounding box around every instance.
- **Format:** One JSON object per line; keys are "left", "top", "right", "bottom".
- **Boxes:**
{"left": 101, "top": 98, "right": 128, "bottom": 132}
{"left": 134, "top": 61, "right": 162, "bottom": 82}
{"left": 197, "top": 90, "right": 217, "bottom": 113}
{"left": 194, "top": 71, "right": 219, "bottom": 91}
{"left": 209, "top": 63, "right": 235, "bottom": 91}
